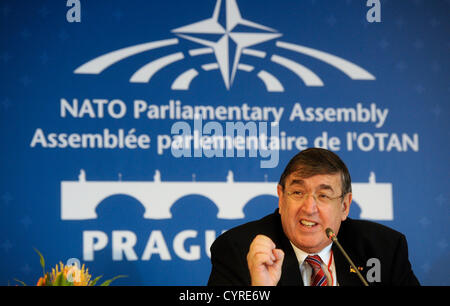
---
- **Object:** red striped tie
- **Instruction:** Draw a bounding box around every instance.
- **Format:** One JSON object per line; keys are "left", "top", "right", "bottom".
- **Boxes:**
{"left": 305, "top": 255, "right": 328, "bottom": 286}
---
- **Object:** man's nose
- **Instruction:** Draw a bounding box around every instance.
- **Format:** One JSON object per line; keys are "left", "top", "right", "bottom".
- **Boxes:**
{"left": 300, "top": 194, "right": 319, "bottom": 215}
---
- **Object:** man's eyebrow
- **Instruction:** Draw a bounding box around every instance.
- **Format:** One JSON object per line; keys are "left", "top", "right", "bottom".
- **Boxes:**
{"left": 289, "top": 179, "right": 305, "bottom": 186}
{"left": 289, "top": 180, "right": 335, "bottom": 192}
{"left": 316, "top": 184, "right": 334, "bottom": 192}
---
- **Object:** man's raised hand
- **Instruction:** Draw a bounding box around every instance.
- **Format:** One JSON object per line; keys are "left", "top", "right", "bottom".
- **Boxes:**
{"left": 247, "top": 234, "right": 285, "bottom": 286}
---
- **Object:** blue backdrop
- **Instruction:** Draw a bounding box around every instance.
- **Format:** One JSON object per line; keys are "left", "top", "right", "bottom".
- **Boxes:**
{"left": 0, "top": 0, "right": 449, "bottom": 286}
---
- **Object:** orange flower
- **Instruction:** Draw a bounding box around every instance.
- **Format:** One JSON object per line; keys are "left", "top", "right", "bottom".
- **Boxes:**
{"left": 36, "top": 275, "right": 47, "bottom": 286}
{"left": 50, "top": 262, "right": 91, "bottom": 286}
{"left": 26, "top": 249, "right": 124, "bottom": 286}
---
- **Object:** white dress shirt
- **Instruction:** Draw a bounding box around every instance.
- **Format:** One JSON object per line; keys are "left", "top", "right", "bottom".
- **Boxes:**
{"left": 289, "top": 241, "right": 338, "bottom": 286}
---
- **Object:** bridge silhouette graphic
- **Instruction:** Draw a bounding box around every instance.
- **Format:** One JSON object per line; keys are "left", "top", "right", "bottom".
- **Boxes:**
{"left": 61, "top": 170, "right": 393, "bottom": 221}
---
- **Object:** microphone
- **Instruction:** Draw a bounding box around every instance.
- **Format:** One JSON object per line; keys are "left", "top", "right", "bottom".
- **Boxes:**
{"left": 326, "top": 228, "right": 369, "bottom": 286}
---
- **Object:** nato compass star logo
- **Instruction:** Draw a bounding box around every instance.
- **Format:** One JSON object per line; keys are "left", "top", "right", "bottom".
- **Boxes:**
{"left": 171, "top": 0, "right": 282, "bottom": 90}
{"left": 75, "top": 0, "right": 375, "bottom": 92}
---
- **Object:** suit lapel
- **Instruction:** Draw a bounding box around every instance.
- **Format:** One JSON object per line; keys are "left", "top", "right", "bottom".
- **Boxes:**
{"left": 332, "top": 243, "right": 355, "bottom": 286}
{"left": 277, "top": 225, "right": 303, "bottom": 286}
{"left": 279, "top": 241, "right": 304, "bottom": 286}
{"left": 269, "top": 210, "right": 303, "bottom": 286}
{"left": 332, "top": 231, "right": 366, "bottom": 286}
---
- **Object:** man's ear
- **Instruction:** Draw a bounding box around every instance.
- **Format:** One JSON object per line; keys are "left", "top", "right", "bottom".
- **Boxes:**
{"left": 341, "top": 192, "right": 352, "bottom": 221}
{"left": 277, "top": 184, "right": 283, "bottom": 197}
{"left": 277, "top": 184, "right": 284, "bottom": 210}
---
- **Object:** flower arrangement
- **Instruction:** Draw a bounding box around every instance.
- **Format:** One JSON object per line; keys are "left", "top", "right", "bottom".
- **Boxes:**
{"left": 16, "top": 249, "right": 126, "bottom": 286}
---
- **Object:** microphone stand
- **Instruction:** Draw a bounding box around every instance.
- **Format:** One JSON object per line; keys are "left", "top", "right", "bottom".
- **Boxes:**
{"left": 326, "top": 228, "right": 369, "bottom": 286}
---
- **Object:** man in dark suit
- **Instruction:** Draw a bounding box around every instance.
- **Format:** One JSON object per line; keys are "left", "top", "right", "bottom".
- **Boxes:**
{"left": 208, "top": 148, "right": 419, "bottom": 286}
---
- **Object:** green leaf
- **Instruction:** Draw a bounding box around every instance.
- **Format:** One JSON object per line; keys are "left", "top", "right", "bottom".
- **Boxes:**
{"left": 65, "top": 279, "right": 75, "bottom": 286}
{"left": 13, "top": 279, "right": 27, "bottom": 286}
{"left": 61, "top": 274, "right": 74, "bottom": 286}
{"left": 33, "top": 248, "right": 45, "bottom": 276}
{"left": 43, "top": 273, "right": 53, "bottom": 286}
{"left": 99, "top": 275, "right": 127, "bottom": 286}
{"left": 54, "top": 271, "right": 65, "bottom": 286}
{"left": 88, "top": 275, "right": 103, "bottom": 286}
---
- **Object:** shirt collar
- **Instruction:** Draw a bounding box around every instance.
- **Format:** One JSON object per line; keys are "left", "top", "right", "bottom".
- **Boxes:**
{"left": 289, "top": 241, "right": 333, "bottom": 266}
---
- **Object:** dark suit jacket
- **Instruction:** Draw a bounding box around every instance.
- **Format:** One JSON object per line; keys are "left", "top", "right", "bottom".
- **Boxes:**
{"left": 208, "top": 209, "right": 420, "bottom": 286}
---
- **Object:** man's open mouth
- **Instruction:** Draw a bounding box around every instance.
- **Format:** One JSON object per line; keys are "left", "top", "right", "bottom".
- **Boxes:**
{"left": 300, "top": 219, "right": 318, "bottom": 227}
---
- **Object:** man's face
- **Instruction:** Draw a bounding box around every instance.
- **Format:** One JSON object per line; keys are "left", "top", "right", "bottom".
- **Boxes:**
{"left": 277, "top": 172, "right": 352, "bottom": 254}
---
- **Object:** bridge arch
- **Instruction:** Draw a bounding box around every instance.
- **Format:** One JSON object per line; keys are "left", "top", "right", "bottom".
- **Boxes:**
{"left": 242, "top": 194, "right": 278, "bottom": 220}
{"left": 169, "top": 194, "right": 219, "bottom": 220}
{"left": 94, "top": 194, "right": 147, "bottom": 219}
